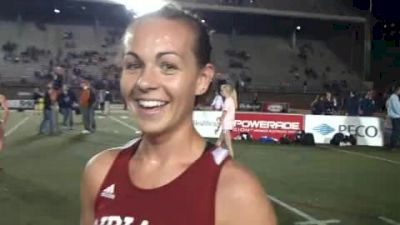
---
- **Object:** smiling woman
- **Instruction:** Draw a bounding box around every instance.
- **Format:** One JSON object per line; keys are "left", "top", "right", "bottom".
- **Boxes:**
{"left": 80, "top": 4, "right": 276, "bottom": 225}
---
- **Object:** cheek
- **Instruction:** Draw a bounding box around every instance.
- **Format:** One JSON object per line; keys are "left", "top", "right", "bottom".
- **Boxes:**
{"left": 120, "top": 74, "right": 136, "bottom": 98}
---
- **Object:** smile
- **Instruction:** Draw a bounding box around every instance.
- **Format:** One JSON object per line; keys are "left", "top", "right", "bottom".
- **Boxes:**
{"left": 137, "top": 100, "right": 168, "bottom": 108}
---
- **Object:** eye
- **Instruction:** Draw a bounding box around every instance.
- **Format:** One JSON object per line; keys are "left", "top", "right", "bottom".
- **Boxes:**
{"left": 160, "top": 62, "right": 178, "bottom": 75}
{"left": 124, "top": 62, "right": 142, "bottom": 71}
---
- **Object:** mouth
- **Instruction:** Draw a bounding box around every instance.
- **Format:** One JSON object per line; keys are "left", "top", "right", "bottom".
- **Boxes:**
{"left": 134, "top": 99, "right": 169, "bottom": 114}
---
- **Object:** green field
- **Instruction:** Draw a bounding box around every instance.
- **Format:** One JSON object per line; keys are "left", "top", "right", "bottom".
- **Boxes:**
{"left": 0, "top": 111, "right": 399, "bottom": 225}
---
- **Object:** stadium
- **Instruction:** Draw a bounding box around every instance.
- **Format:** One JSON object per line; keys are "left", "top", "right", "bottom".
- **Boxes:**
{"left": 0, "top": 0, "right": 399, "bottom": 225}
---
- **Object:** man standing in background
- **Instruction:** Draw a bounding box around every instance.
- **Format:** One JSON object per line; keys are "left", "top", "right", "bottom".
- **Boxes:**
{"left": 58, "top": 85, "right": 76, "bottom": 130}
{"left": 104, "top": 90, "right": 112, "bottom": 115}
{"left": 387, "top": 84, "right": 400, "bottom": 150}
{"left": 39, "top": 83, "right": 57, "bottom": 135}
{"left": 360, "top": 90, "right": 375, "bottom": 116}
{"left": 79, "top": 81, "right": 96, "bottom": 134}
{"left": 344, "top": 91, "right": 360, "bottom": 116}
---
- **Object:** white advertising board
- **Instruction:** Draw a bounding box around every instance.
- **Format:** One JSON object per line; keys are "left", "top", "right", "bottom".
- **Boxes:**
{"left": 193, "top": 111, "right": 222, "bottom": 138}
{"left": 7, "top": 100, "right": 35, "bottom": 109}
{"left": 305, "top": 115, "right": 384, "bottom": 147}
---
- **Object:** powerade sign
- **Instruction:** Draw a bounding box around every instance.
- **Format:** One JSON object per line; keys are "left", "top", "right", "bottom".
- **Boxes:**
{"left": 305, "top": 115, "right": 384, "bottom": 147}
{"left": 232, "top": 112, "right": 304, "bottom": 141}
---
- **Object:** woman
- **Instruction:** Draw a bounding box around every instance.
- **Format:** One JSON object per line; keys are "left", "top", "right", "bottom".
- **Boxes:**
{"left": 215, "top": 84, "right": 237, "bottom": 157}
{"left": 0, "top": 94, "right": 9, "bottom": 171}
{"left": 0, "top": 94, "right": 9, "bottom": 151}
{"left": 80, "top": 5, "right": 276, "bottom": 225}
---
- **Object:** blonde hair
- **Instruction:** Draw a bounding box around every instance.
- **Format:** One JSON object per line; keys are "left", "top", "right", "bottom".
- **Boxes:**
{"left": 221, "top": 84, "right": 238, "bottom": 109}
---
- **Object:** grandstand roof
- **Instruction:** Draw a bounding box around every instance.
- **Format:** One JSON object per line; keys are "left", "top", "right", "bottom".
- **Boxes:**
{"left": 69, "top": 0, "right": 367, "bottom": 23}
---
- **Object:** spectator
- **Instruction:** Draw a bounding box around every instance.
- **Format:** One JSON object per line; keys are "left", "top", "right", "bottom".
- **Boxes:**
{"left": 53, "top": 66, "right": 65, "bottom": 90}
{"left": 104, "top": 90, "right": 112, "bottom": 115}
{"left": 39, "top": 83, "right": 57, "bottom": 135}
{"left": 79, "top": 81, "right": 96, "bottom": 134}
{"left": 98, "top": 89, "right": 106, "bottom": 113}
{"left": 386, "top": 84, "right": 400, "bottom": 150}
{"left": 310, "top": 95, "right": 324, "bottom": 115}
{"left": 303, "top": 80, "right": 308, "bottom": 93}
{"left": 323, "top": 91, "right": 336, "bottom": 115}
{"left": 32, "top": 87, "right": 43, "bottom": 114}
{"left": 360, "top": 90, "right": 375, "bottom": 116}
{"left": 58, "top": 85, "right": 76, "bottom": 130}
{"left": 210, "top": 89, "right": 224, "bottom": 110}
{"left": 344, "top": 91, "right": 360, "bottom": 116}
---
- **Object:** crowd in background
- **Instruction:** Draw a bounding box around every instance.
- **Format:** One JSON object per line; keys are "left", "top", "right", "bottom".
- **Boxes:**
{"left": 310, "top": 89, "right": 386, "bottom": 117}
{"left": 34, "top": 66, "right": 113, "bottom": 136}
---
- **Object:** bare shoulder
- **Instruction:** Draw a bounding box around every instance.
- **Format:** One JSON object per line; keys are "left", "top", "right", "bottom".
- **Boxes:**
{"left": 215, "top": 160, "right": 277, "bottom": 225}
{"left": 83, "top": 148, "right": 121, "bottom": 181}
{"left": 81, "top": 148, "right": 123, "bottom": 196}
{"left": 0, "top": 94, "right": 6, "bottom": 102}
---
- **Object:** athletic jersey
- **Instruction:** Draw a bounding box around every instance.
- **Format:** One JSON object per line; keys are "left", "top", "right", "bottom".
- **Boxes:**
{"left": 94, "top": 139, "right": 231, "bottom": 225}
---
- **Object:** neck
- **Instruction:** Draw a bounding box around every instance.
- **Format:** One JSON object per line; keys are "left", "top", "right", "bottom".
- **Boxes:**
{"left": 137, "top": 121, "right": 206, "bottom": 163}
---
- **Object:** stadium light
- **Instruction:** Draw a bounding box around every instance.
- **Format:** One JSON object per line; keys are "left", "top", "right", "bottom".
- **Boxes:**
{"left": 112, "top": 0, "right": 170, "bottom": 17}
{"left": 296, "top": 26, "right": 301, "bottom": 31}
{"left": 54, "top": 8, "right": 61, "bottom": 14}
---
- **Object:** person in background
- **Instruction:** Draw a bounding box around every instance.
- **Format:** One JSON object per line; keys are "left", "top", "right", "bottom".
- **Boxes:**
{"left": 344, "top": 91, "right": 360, "bottom": 116}
{"left": 104, "top": 90, "right": 112, "bottom": 115}
{"left": 323, "top": 91, "right": 336, "bottom": 115}
{"left": 210, "top": 88, "right": 223, "bottom": 110}
{"left": 98, "top": 89, "right": 106, "bottom": 114}
{"left": 79, "top": 81, "right": 96, "bottom": 134}
{"left": 303, "top": 80, "right": 308, "bottom": 93}
{"left": 53, "top": 66, "right": 65, "bottom": 90}
{"left": 386, "top": 84, "right": 400, "bottom": 150}
{"left": 0, "top": 94, "right": 9, "bottom": 171}
{"left": 360, "top": 90, "right": 375, "bottom": 116}
{"left": 216, "top": 84, "right": 238, "bottom": 157}
{"left": 58, "top": 85, "right": 76, "bottom": 130}
{"left": 310, "top": 94, "right": 324, "bottom": 115}
{"left": 39, "top": 83, "right": 57, "bottom": 135}
{"left": 32, "top": 87, "right": 43, "bottom": 115}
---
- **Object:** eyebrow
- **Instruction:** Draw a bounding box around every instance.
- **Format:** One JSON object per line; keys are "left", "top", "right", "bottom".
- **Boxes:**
{"left": 125, "top": 51, "right": 182, "bottom": 58}
{"left": 125, "top": 51, "right": 140, "bottom": 60}
{"left": 156, "top": 51, "right": 183, "bottom": 60}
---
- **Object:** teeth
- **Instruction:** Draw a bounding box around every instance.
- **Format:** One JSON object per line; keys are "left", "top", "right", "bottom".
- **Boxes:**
{"left": 137, "top": 100, "right": 167, "bottom": 108}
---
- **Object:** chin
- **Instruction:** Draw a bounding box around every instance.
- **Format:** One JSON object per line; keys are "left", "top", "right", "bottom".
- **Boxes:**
{"left": 137, "top": 122, "right": 166, "bottom": 136}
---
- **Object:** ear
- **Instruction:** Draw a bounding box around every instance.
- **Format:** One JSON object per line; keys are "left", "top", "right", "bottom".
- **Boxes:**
{"left": 195, "top": 63, "right": 215, "bottom": 96}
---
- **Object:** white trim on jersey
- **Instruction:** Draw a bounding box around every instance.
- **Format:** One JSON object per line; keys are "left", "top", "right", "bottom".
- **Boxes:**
{"left": 119, "top": 138, "right": 140, "bottom": 150}
{"left": 211, "top": 147, "right": 229, "bottom": 165}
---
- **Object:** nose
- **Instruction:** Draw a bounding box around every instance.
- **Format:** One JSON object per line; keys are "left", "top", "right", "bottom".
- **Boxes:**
{"left": 136, "top": 66, "right": 159, "bottom": 92}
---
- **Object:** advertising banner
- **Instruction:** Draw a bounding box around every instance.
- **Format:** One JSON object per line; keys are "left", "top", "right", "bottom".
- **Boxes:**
{"left": 193, "top": 111, "right": 304, "bottom": 140}
{"left": 7, "top": 100, "right": 35, "bottom": 110}
{"left": 193, "top": 111, "right": 222, "bottom": 138}
{"left": 231, "top": 112, "right": 304, "bottom": 141}
{"left": 305, "top": 115, "right": 384, "bottom": 147}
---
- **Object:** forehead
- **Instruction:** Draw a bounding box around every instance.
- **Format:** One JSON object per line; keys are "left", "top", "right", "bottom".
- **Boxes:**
{"left": 125, "top": 17, "right": 196, "bottom": 56}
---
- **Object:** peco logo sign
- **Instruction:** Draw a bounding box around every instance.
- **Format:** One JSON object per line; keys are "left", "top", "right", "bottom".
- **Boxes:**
{"left": 313, "top": 124, "right": 379, "bottom": 138}
{"left": 313, "top": 124, "right": 335, "bottom": 135}
{"left": 305, "top": 115, "right": 384, "bottom": 147}
{"left": 338, "top": 125, "right": 378, "bottom": 138}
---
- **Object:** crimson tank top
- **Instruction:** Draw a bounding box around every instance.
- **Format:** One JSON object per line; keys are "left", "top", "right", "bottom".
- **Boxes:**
{"left": 94, "top": 139, "right": 231, "bottom": 225}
